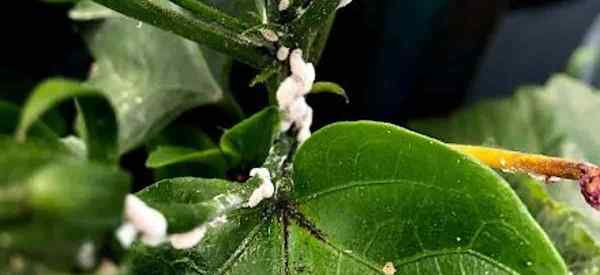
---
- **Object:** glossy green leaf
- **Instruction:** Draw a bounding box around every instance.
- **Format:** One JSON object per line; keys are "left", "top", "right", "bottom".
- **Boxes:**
{"left": 290, "top": 121, "right": 566, "bottom": 274}
{"left": 16, "top": 78, "right": 118, "bottom": 164}
{"left": 72, "top": 8, "right": 234, "bottom": 153}
{"left": 146, "top": 125, "right": 227, "bottom": 179}
{"left": 506, "top": 174, "right": 600, "bottom": 275}
{"left": 146, "top": 107, "right": 279, "bottom": 178}
{"left": 220, "top": 106, "right": 280, "bottom": 169}
{"left": 146, "top": 147, "right": 228, "bottom": 178}
{"left": 146, "top": 147, "right": 223, "bottom": 168}
{"left": 136, "top": 177, "right": 263, "bottom": 233}
{"left": 126, "top": 122, "right": 566, "bottom": 274}
{"left": 410, "top": 74, "right": 600, "bottom": 273}
{"left": 310, "top": 81, "right": 349, "bottom": 103}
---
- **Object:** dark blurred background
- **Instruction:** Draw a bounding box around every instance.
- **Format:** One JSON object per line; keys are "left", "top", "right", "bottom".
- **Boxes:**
{"left": 7, "top": 0, "right": 600, "bottom": 122}
{"left": 4, "top": 0, "right": 600, "bottom": 185}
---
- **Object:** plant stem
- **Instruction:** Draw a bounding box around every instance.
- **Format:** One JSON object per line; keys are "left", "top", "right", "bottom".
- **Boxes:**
{"left": 290, "top": 0, "right": 339, "bottom": 50}
{"left": 450, "top": 144, "right": 587, "bottom": 180}
{"left": 168, "top": 0, "right": 249, "bottom": 32}
{"left": 93, "top": 0, "right": 273, "bottom": 68}
{"left": 451, "top": 144, "right": 600, "bottom": 209}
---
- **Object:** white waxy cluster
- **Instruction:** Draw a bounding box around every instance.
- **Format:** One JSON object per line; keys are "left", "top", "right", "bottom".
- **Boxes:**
{"left": 276, "top": 49, "right": 315, "bottom": 143}
{"left": 116, "top": 194, "right": 167, "bottom": 248}
{"left": 246, "top": 168, "right": 275, "bottom": 208}
{"left": 116, "top": 195, "right": 231, "bottom": 250}
{"left": 76, "top": 242, "right": 96, "bottom": 270}
{"left": 278, "top": 0, "right": 290, "bottom": 11}
{"left": 169, "top": 215, "right": 228, "bottom": 249}
{"left": 338, "top": 0, "right": 353, "bottom": 9}
{"left": 277, "top": 46, "right": 290, "bottom": 61}
{"left": 261, "top": 29, "right": 279, "bottom": 42}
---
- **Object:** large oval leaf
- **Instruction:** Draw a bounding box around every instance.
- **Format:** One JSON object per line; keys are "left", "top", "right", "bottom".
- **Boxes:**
{"left": 125, "top": 122, "right": 566, "bottom": 274}
{"left": 291, "top": 122, "right": 566, "bottom": 274}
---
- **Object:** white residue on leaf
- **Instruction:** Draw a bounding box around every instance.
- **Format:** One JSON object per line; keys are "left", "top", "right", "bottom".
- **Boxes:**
{"left": 169, "top": 215, "right": 228, "bottom": 249}
{"left": 246, "top": 168, "right": 275, "bottom": 208}
{"left": 261, "top": 29, "right": 279, "bottom": 42}
{"left": 169, "top": 225, "right": 208, "bottom": 250}
{"left": 382, "top": 262, "right": 396, "bottom": 275}
{"left": 277, "top": 46, "right": 290, "bottom": 61}
{"left": 337, "top": 0, "right": 353, "bottom": 9}
{"left": 77, "top": 241, "right": 96, "bottom": 270}
{"left": 116, "top": 223, "right": 137, "bottom": 248}
{"left": 279, "top": 0, "right": 290, "bottom": 11}
{"left": 116, "top": 194, "right": 168, "bottom": 248}
{"left": 276, "top": 49, "right": 315, "bottom": 143}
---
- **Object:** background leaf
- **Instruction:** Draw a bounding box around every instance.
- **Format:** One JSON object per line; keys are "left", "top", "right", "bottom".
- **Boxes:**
{"left": 72, "top": 5, "right": 230, "bottom": 153}
{"left": 0, "top": 137, "right": 130, "bottom": 271}
{"left": 16, "top": 78, "right": 118, "bottom": 164}
{"left": 411, "top": 74, "right": 600, "bottom": 273}
{"left": 220, "top": 106, "right": 279, "bottom": 169}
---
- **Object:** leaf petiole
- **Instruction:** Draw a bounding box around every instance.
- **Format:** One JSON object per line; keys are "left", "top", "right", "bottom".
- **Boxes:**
{"left": 451, "top": 144, "right": 600, "bottom": 209}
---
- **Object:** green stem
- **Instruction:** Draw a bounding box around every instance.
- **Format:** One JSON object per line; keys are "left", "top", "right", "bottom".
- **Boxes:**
{"left": 169, "top": 0, "right": 250, "bottom": 32}
{"left": 93, "top": 0, "right": 273, "bottom": 68}
{"left": 290, "top": 0, "right": 339, "bottom": 50}
{"left": 306, "top": 13, "right": 336, "bottom": 64}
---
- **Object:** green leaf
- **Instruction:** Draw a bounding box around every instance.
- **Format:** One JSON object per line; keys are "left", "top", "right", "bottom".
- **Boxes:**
{"left": 0, "top": 101, "right": 60, "bottom": 143}
{"left": 146, "top": 147, "right": 228, "bottom": 178}
{"left": 146, "top": 125, "right": 227, "bottom": 180}
{"left": 506, "top": 174, "right": 600, "bottom": 275}
{"left": 220, "top": 106, "right": 280, "bottom": 169}
{"left": 136, "top": 177, "right": 264, "bottom": 233}
{"left": 410, "top": 74, "right": 600, "bottom": 273}
{"left": 73, "top": 10, "right": 235, "bottom": 153}
{"left": 290, "top": 121, "right": 566, "bottom": 274}
{"left": 0, "top": 137, "right": 130, "bottom": 271}
{"left": 16, "top": 78, "right": 119, "bottom": 164}
{"left": 125, "top": 122, "right": 566, "bottom": 274}
{"left": 146, "top": 106, "right": 279, "bottom": 178}
{"left": 310, "top": 81, "right": 349, "bottom": 103}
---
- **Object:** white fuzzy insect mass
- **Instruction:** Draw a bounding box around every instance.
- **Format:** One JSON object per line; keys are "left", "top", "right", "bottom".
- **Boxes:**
{"left": 77, "top": 242, "right": 96, "bottom": 270}
{"left": 337, "top": 0, "right": 352, "bottom": 9}
{"left": 246, "top": 168, "right": 275, "bottom": 208}
{"left": 261, "top": 29, "right": 279, "bottom": 42}
{"left": 277, "top": 46, "right": 290, "bottom": 61}
{"left": 169, "top": 225, "right": 208, "bottom": 250}
{"left": 116, "top": 223, "right": 137, "bottom": 248}
{"left": 116, "top": 195, "right": 168, "bottom": 248}
{"left": 279, "top": 0, "right": 290, "bottom": 11}
{"left": 276, "top": 49, "right": 315, "bottom": 143}
{"left": 169, "top": 215, "right": 228, "bottom": 250}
